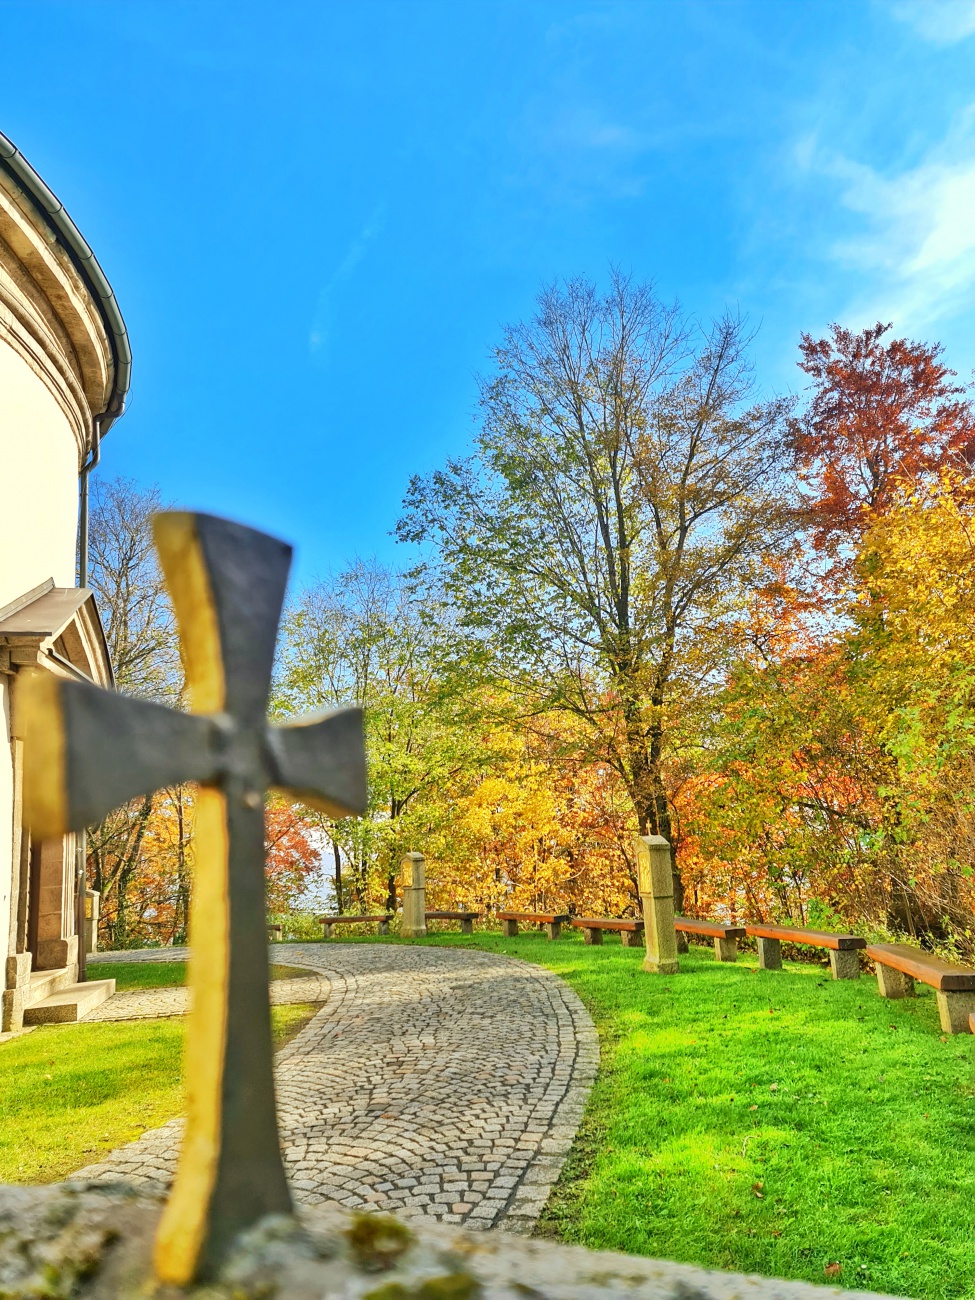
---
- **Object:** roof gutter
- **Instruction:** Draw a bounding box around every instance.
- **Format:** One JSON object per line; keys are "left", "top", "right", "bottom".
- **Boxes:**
{"left": 0, "top": 130, "right": 131, "bottom": 433}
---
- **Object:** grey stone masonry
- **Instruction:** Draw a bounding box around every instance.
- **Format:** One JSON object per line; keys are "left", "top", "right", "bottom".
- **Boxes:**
{"left": 78, "top": 942, "right": 598, "bottom": 1236}
{"left": 0, "top": 1182, "right": 907, "bottom": 1300}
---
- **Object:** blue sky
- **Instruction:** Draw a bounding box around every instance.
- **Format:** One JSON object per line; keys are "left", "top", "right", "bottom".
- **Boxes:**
{"left": 3, "top": 0, "right": 975, "bottom": 585}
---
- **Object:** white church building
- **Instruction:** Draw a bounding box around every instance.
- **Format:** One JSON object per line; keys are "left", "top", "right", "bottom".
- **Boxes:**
{"left": 0, "top": 132, "right": 130, "bottom": 1030}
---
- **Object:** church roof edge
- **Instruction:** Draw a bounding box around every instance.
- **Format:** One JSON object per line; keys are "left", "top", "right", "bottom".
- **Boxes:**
{"left": 0, "top": 130, "right": 131, "bottom": 435}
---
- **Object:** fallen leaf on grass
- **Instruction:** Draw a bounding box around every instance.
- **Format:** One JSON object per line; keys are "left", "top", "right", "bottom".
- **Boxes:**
{"left": 824, "top": 1264, "right": 842, "bottom": 1279}
{"left": 749, "top": 1104, "right": 758, "bottom": 1111}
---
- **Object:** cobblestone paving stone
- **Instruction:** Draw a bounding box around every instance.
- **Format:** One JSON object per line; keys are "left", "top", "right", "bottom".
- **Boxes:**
{"left": 77, "top": 943, "right": 598, "bottom": 1234}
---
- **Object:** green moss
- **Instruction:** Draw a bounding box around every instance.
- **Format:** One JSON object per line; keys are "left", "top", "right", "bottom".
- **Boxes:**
{"left": 364, "top": 1275, "right": 480, "bottom": 1300}
{"left": 346, "top": 1213, "right": 415, "bottom": 1271}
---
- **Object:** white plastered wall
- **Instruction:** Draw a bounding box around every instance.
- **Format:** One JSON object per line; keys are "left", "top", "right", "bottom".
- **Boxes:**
{"left": 0, "top": 338, "right": 79, "bottom": 996}
{"left": 0, "top": 682, "right": 11, "bottom": 995}
{"left": 0, "top": 340, "right": 79, "bottom": 608}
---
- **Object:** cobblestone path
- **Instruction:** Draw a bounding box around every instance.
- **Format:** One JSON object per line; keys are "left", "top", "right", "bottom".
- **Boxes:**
{"left": 78, "top": 943, "right": 598, "bottom": 1234}
{"left": 81, "top": 972, "right": 328, "bottom": 1021}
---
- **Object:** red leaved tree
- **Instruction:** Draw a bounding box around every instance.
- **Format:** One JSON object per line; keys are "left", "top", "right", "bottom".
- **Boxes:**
{"left": 792, "top": 322, "right": 975, "bottom": 557}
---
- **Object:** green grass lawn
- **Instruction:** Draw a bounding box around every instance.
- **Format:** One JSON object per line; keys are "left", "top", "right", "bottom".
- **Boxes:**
{"left": 90, "top": 961, "right": 309, "bottom": 990}
{"left": 323, "top": 930, "right": 975, "bottom": 1300}
{"left": 0, "top": 1002, "right": 319, "bottom": 1185}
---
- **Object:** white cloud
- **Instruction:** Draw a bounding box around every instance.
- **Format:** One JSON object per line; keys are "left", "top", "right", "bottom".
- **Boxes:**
{"left": 890, "top": 0, "right": 975, "bottom": 44}
{"left": 815, "top": 107, "right": 975, "bottom": 328}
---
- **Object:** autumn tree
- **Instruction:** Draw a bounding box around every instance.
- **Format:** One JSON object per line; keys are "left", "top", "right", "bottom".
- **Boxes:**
{"left": 84, "top": 478, "right": 182, "bottom": 946}
{"left": 399, "top": 274, "right": 793, "bottom": 907}
{"left": 792, "top": 322, "right": 975, "bottom": 559}
{"left": 277, "top": 560, "right": 477, "bottom": 912}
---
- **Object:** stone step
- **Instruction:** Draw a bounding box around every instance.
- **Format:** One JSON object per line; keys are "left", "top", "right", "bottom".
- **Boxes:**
{"left": 23, "top": 979, "right": 116, "bottom": 1025}
{"left": 25, "top": 966, "right": 74, "bottom": 1007}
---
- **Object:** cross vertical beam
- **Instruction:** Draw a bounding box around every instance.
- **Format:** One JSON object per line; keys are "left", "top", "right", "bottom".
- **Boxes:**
{"left": 18, "top": 511, "right": 367, "bottom": 1285}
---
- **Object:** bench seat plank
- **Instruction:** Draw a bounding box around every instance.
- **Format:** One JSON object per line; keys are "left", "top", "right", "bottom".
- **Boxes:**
{"left": 746, "top": 924, "right": 865, "bottom": 951}
{"left": 317, "top": 915, "right": 390, "bottom": 924}
{"left": 675, "top": 917, "right": 746, "bottom": 939}
{"left": 571, "top": 918, "right": 643, "bottom": 931}
{"left": 865, "top": 943, "right": 975, "bottom": 992}
{"left": 425, "top": 910, "right": 479, "bottom": 920}
{"left": 499, "top": 915, "right": 569, "bottom": 925}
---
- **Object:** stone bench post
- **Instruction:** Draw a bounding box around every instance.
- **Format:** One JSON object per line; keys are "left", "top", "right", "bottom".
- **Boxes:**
{"left": 621, "top": 929, "right": 642, "bottom": 948}
{"left": 400, "top": 852, "right": 427, "bottom": 938}
{"left": 756, "top": 936, "right": 782, "bottom": 970}
{"left": 502, "top": 918, "right": 518, "bottom": 938}
{"left": 829, "top": 949, "right": 860, "bottom": 980}
{"left": 714, "top": 934, "right": 738, "bottom": 962}
{"left": 636, "top": 834, "right": 679, "bottom": 975}
{"left": 377, "top": 917, "right": 390, "bottom": 936}
{"left": 876, "top": 963, "right": 914, "bottom": 999}
{"left": 544, "top": 919, "right": 563, "bottom": 940}
{"left": 460, "top": 916, "right": 474, "bottom": 936}
{"left": 937, "top": 991, "right": 975, "bottom": 1034}
{"left": 322, "top": 921, "right": 334, "bottom": 940}
{"left": 582, "top": 925, "right": 602, "bottom": 945}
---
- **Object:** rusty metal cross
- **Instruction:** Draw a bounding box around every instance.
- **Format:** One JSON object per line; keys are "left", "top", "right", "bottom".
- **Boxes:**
{"left": 19, "top": 512, "right": 366, "bottom": 1285}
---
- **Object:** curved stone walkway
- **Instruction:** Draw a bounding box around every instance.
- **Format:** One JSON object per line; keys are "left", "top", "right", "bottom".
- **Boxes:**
{"left": 78, "top": 943, "right": 598, "bottom": 1235}
{"left": 82, "top": 971, "right": 329, "bottom": 1021}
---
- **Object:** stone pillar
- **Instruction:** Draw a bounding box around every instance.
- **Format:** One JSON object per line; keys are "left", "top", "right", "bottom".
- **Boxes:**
{"left": 756, "top": 937, "right": 782, "bottom": 970}
{"left": 400, "top": 852, "right": 427, "bottom": 938}
{"left": 829, "top": 948, "right": 860, "bottom": 980}
{"left": 582, "top": 926, "right": 602, "bottom": 945}
{"left": 875, "top": 963, "right": 914, "bottom": 999}
{"left": 635, "top": 835, "right": 679, "bottom": 975}
{"left": 84, "top": 890, "right": 99, "bottom": 955}
{"left": 502, "top": 918, "right": 518, "bottom": 938}
{"left": 34, "top": 835, "right": 79, "bottom": 973}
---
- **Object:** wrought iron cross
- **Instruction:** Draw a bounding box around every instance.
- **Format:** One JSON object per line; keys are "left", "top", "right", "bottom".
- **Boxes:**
{"left": 19, "top": 512, "right": 366, "bottom": 1285}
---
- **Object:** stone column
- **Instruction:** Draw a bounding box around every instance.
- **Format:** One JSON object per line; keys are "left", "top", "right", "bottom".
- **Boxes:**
{"left": 400, "top": 851, "right": 427, "bottom": 938}
{"left": 84, "top": 890, "right": 99, "bottom": 955}
{"left": 635, "top": 835, "right": 679, "bottom": 975}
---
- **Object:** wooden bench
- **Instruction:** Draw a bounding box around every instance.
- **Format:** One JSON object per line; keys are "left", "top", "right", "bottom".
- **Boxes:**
{"left": 267, "top": 923, "right": 283, "bottom": 942}
{"left": 675, "top": 917, "right": 746, "bottom": 962}
{"left": 426, "top": 909, "right": 479, "bottom": 935}
{"left": 571, "top": 917, "right": 644, "bottom": 948}
{"left": 865, "top": 943, "right": 975, "bottom": 1034}
{"left": 745, "top": 923, "right": 865, "bottom": 979}
{"left": 498, "top": 910, "right": 570, "bottom": 941}
{"left": 317, "top": 914, "right": 391, "bottom": 940}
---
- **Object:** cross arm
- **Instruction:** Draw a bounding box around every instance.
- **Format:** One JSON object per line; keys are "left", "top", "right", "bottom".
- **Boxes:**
{"left": 265, "top": 707, "right": 367, "bottom": 819}
{"left": 19, "top": 670, "right": 222, "bottom": 838}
